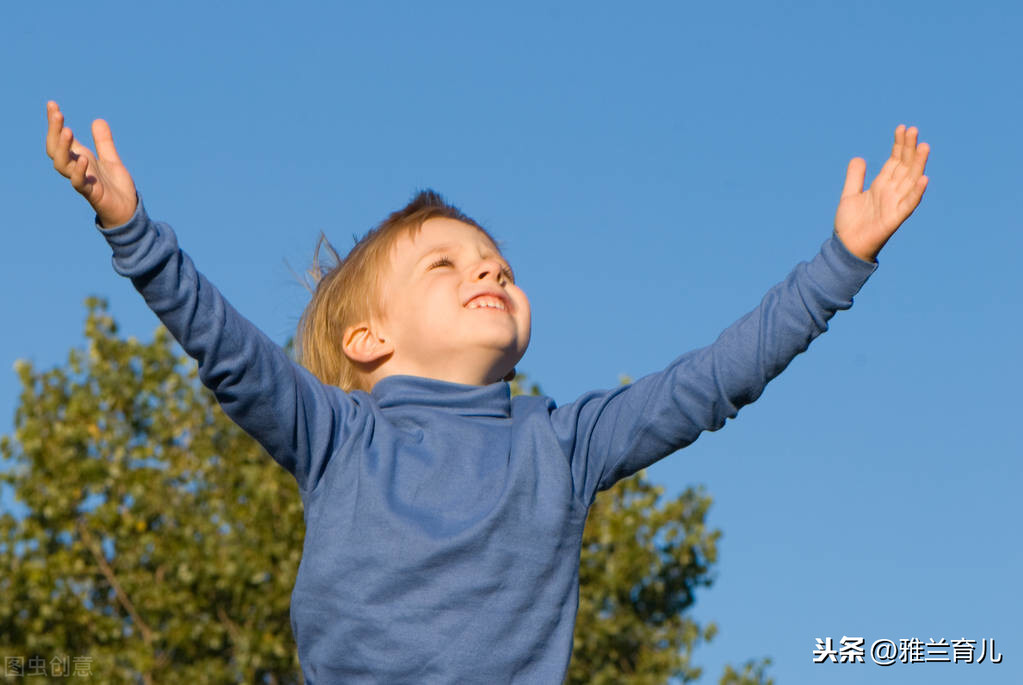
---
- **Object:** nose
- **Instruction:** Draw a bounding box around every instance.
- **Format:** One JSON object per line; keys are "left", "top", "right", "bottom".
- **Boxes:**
{"left": 474, "top": 258, "right": 507, "bottom": 285}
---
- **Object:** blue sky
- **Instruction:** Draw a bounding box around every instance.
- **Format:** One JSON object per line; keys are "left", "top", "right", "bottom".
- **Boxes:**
{"left": 3, "top": 1, "right": 1020, "bottom": 683}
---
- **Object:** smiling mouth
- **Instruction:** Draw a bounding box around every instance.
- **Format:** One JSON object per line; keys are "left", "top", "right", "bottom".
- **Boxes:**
{"left": 465, "top": 296, "right": 508, "bottom": 311}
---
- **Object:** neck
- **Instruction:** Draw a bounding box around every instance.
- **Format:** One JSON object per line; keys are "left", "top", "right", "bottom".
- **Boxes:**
{"left": 367, "top": 359, "right": 513, "bottom": 389}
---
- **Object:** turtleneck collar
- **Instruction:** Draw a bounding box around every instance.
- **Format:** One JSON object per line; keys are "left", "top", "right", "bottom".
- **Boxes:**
{"left": 370, "top": 374, "right": 512, "bottom": 418}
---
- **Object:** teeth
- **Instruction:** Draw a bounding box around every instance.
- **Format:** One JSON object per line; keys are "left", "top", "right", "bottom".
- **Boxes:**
{"left": 467, "top": 296, "right": 506, "bottom": 311}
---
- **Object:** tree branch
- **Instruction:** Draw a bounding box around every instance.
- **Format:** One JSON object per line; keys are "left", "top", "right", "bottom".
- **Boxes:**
{"left": 76, "top": 517, "right": 155, "bottom": 645}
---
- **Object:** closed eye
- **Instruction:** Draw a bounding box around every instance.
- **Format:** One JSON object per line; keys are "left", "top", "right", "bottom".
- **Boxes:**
{"left": 429, "top": 256, "right": 515, "bottom": 284}
{"left": 428, "top": 257, "right": 454, "bottom": 270}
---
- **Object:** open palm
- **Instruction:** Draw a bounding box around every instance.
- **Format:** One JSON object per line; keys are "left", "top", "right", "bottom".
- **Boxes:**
{"left": 46, "top": 101, "right": 137, "bottom": 228}
{"left": 834, "top": 125, "right": 930, "bottom": 262}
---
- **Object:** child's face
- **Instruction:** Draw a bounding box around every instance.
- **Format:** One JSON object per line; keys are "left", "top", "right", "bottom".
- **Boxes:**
{"left": 376, "top": 217, "right": 531, "bottom": 386}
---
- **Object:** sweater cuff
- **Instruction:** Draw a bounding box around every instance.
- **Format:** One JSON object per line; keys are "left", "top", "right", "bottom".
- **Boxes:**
{"left": 806, "top": 231, "right": 879, "bottom": 303}
{"left": 95, "top": 191, "right": 176, "bottom": 279}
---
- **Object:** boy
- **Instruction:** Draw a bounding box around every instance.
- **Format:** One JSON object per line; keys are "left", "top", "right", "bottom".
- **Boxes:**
{"left": 45, "top": 100, "right": 929, "bottom": 683}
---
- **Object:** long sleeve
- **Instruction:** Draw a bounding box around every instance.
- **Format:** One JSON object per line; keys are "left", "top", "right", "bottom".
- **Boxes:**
{"left": 96, "top": 195, "right": 354, "bottom": 494}
{"left": 550, "top": 232, "right": 878, "bottom": 505}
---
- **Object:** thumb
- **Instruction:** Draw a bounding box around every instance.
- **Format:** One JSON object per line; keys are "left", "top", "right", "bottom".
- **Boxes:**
{"left": 92, "top": 119, "right": 123, "bottom": 165}
{"left": 841, "top": 157, "right": 866, "bottom": 199}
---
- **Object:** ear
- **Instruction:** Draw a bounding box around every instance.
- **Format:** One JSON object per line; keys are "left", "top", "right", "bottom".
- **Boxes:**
{"left": 342, "top": 322, "right": 394, "bottom": 364}
{"left": 502, "top": 367, "right": 516, "bottom": 382}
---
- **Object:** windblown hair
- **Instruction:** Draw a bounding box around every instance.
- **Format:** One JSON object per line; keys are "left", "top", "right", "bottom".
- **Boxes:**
{"left": 296, "top": 189, "right": 500, "bottom": 392}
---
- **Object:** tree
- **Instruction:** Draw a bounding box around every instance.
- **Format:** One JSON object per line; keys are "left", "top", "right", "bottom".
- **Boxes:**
{"left": 1, "top": 299, "right": 772, "bottom": 683}
{"left": 1, "top": 298, "right": 302, "bottom": 683}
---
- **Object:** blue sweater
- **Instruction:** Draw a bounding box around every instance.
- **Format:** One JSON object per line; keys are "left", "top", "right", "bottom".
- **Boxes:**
{"left": 98, "top": 197, "right": 876, "bottom": 683}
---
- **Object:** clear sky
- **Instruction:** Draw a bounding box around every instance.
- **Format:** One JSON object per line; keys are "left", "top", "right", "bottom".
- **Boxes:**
{"left": 3, "top": 1, "right": 1020, "bottom": 683}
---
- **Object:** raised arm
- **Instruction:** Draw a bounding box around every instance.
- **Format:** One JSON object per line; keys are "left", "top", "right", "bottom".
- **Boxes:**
{"left": 45, "top": 101, "right": 352, "bottom": 493}
{"left": 552, "top": 125, "right": 930, "bottom": 504}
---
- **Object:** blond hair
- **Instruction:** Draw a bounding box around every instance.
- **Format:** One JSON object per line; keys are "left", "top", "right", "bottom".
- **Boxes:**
{"left": 296, "top": 189, "right": 501, "bottom": 392}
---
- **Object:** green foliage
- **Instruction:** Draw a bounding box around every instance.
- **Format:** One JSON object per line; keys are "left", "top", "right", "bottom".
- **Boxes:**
{"left": 569, "top": 474, "right": 718, "bottom": 684}
{"left": 1, "top": 298, "right": 303, "bottom": 684}
{"left": 1, "top": 300, "right": 774, "bottom": 684}
{"left": 719, "top": 658, "right": 774, "bottom": 685}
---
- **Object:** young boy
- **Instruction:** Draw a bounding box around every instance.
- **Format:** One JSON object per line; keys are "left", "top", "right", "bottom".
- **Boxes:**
{"left": 45, "top": 100, "right": 929, "bottom": 683}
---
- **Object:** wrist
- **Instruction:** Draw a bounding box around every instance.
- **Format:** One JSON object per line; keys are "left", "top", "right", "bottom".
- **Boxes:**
{"left": 97, "top": 194, "right": 139, "bottom": 230}
{"left": 834, "top": 229, "right": 880, "bottom": 264}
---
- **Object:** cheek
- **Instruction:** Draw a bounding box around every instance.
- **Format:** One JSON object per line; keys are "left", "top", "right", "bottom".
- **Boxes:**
{"left": 423, "top": 291, "right": 459, "bottom": 322}
{"left": 515, "top": 297, "right": 532, "bottom": 331}
{"left": 514, "top": 290, "right": 531, "bottom": 317}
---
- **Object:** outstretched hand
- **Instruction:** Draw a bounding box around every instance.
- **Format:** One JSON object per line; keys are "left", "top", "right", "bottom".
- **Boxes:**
{"left": 45, "top": 101, "right": 137, "bottom": 228}
{"left": 834, "top": 125, "right": 930, "bottom": 262}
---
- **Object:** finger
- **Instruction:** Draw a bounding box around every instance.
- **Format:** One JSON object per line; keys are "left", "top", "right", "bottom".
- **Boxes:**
{"left": 899, "top": 175, "right": 929, "bottom": 217}
{"left": 890, "top": 124, "right": 906, "bottom": 165}
{"left": 902, "top": 126, "right": 918, "bottom": 166}
{"left": 909, "top": 141, "right": 930, "bottom": 180}
{"left": 45, "top": 101, "right": 63, "bottom": 159}
{"left": 69, "top": 153, "right": 90, "bottom": 193}
{"left": 841, "top": 157, "right": 866, "bottom": 198}
{"left": 52, "top": 126, "right": 74, "bottom": 176}
{"left": 92, "top": 119, "right": 122, "bottom": 164}
{"left": 879, "top": 125, "right": 906, "bottom": 183}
